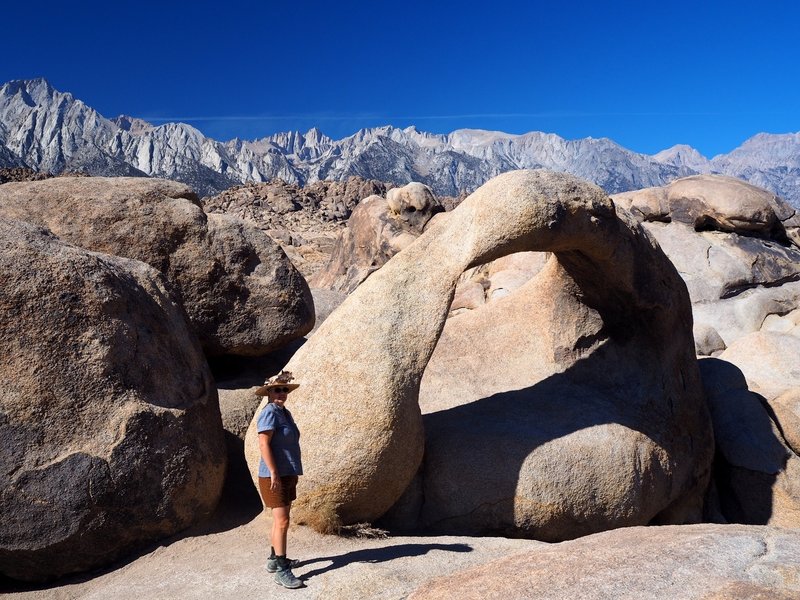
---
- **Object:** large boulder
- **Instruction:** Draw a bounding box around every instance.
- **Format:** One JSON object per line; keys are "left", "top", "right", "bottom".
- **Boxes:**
{"left": 309, "top": 182, "right": 443, "bottom": 293}
{"left": 642, "top": 221, "right": 800, "bottom": 305}
{"left": 409, "top": 524, "right": 800, "bottom": 600}
{"left": 614, "top": 173, "right": 800, "bottom": 242}
{"left": 244, "top": 170, "right": 712, "bottom": 538}
{"left": 0, "top": 218, "right": 227, "bottom": 581}
{"left": 0, "top": 176, "right": 314, "bottom": 356}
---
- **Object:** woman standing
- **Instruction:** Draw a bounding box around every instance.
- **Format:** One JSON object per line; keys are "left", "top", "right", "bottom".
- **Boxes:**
{"left": 255, "top": 370, "right": 303, "bottom": 589}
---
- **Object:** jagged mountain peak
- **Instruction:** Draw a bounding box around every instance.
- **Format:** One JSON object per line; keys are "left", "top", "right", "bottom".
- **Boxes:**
{"left": 652, "top": 144, "right": 711, "bottom": 171}
{"left": 1, "top": 79, "right": 799, "bottom": 208}
{"left": 112, "top": 115, "right": 153, "bottom": 135}
{"left": 2, "top": 78, "right": 73, "bottom": 107}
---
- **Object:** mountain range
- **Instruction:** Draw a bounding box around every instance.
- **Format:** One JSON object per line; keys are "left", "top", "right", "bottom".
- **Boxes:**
{"left": 1, "top": 78, "right": 799, "bottom": 208}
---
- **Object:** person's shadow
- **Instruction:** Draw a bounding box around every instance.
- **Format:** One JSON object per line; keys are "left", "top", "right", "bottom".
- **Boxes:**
{"left": 296, "top": 543, "right": 472, "bottom": 580}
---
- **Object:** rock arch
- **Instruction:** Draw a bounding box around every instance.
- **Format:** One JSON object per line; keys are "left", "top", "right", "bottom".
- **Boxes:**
{"left": 245, "top": 169, "right": 714, "bottom": 535}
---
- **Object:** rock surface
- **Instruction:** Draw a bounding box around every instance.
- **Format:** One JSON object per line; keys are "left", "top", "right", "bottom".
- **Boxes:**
{"left": 1, "top": 514, "right": 536, "bottom": 599}
{"left": 310, "top": 182, "right": 443, "bottom": 292}
{"left": 0, "top": 176, "right": 314, "bottom": 356}
{"left": 692, "top": 281, "right": 800, "bottom": 350}
{"left": 0, "top": 218, "right": 226, "bottom": 581}
{"left": 718, "top": 331, "right": 800, "bottom": 400}
{"left": 450, "top": 251, "right": 549, "bottom": 315}
{"left": 410, "top": 524, "right": 800, "bottom": 600}
{"left": 245, "top": 170, "right": 712, "bottom": 539}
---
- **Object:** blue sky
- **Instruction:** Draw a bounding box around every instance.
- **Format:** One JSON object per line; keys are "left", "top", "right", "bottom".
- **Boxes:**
{"left": 2, "top": 0, "right": 798, "bottom": 157}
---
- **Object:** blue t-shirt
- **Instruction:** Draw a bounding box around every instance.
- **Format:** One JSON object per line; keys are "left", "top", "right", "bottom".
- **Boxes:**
{"left": 257, "top": 403, "right": 302, "bottom": 478}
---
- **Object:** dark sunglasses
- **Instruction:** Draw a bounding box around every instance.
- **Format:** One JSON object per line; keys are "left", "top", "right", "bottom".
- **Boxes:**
{"left": 272, "top": 387, "right": 290, "bottom": 394}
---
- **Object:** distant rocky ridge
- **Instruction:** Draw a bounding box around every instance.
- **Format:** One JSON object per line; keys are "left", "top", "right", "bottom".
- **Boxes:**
{"left": 2, "top": 78, "right": 800, "bottom": 206}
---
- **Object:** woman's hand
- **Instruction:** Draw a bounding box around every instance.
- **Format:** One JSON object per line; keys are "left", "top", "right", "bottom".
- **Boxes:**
{"left": 270, "top": 476, "right": 282, "bottom": 492}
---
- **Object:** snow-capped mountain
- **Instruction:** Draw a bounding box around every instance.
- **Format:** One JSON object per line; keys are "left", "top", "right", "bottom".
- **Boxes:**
{"left": 1, "top": 78, "right": 799, "bottom": 207}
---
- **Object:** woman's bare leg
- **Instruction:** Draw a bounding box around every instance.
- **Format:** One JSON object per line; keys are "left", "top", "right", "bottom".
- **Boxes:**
{"left": 271, "top": 504, "right": 291, "bottom": 556}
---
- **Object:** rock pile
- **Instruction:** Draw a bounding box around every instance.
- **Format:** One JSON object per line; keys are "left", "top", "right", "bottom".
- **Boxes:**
{"left": 0, "top": 176, "right": 314, "bottom": 356}
{"left": 3, "top": 168, "right": 800, "bottom": 587}
{"left": 202, "top": 176, "right": 388, "bottom": 277}
{"left": 310, "top": 182, "right": 444, "bottom": 292}
{"left": 610, "top": 175, "right": 800, "bottom": 527}
{"left": 0, "top": 167, "right": 52, "bottom": 183}
{"left": 203, "top": 177, "right": 459, "bottom": 278}
{"left": 0, "top": 218, "right": 226, "bottom": 581}
{"left": 614, "top": 174, "right": 800, "bottom": 354}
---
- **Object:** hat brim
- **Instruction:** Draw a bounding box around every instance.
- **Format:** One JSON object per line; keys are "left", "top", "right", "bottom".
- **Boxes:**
{"left": 255, "top": 382, "right": 300, "bottom": 396}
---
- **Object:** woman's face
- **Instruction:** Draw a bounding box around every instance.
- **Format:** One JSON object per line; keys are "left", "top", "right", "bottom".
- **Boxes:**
{"left": 267, "top": 386, "right": 291, "bottom": 405}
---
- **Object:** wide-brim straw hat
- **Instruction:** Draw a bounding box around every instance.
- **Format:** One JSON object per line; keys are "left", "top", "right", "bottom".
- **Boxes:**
{"left": 255, "top": 370, "right": 300, "bottom": 396}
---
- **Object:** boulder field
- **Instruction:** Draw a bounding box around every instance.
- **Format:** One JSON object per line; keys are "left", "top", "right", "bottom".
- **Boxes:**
{"left": 0, "top": 218, "right": 226, "bottom": 581}
{"left": 245, "top": 169, "right": 714, "bottom": 540}
{"left": 0, "top": 176, "right": 314, "bottom": 356}
{"left": 3, "top": 169, "right": 800, "bottom": 591}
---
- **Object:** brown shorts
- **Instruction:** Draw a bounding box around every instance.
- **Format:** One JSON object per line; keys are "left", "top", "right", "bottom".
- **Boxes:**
{"left": 258, "top": 475, "right": 298, "bottom": 508}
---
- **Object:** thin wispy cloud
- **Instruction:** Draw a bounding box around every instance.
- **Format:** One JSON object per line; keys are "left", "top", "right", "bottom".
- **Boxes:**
{"left": 141, "top": 110, "right": 727, "bottom": 123}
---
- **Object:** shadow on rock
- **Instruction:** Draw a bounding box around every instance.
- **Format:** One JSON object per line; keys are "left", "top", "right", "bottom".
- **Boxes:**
{"left": 409, "top": 339, "right": 707, "bottom": 541}
{"left": 699, "top": 357, "right": 787, "bottom": 525}
{"left": 208, "top": 337, "right": 307, "bottom": 390}
{"left": 299, "top": 543, "right": 473, "bottom": 580}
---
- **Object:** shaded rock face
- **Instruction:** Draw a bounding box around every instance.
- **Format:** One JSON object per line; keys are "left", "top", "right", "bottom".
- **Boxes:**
{"left": 310, "top": 182, "right": 444, "bottom": 293}
{"left": 244, "top": 170, "right": 711, "bottom": 539}
{"left": 409, "top": 524, "right": 800, "bottom": 600}
{"left": 400, "top": 253, "right": 712, "bottom": 539}
{"left": 699, "top": 344, "right": 800, "bottom": 528}
{"left": 0, "top": 176, "right": 314, "bottom": 356}
{"left": 0, "top": 218, "right": 226, "bottom": 582}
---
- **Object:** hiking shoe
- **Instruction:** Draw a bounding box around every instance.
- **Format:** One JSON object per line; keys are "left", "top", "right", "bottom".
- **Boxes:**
{"left": 274, "top": 560, "right": 303, "bottom": 589}
{"left": 266, "top": 556, "right": 299, "bottom": 573}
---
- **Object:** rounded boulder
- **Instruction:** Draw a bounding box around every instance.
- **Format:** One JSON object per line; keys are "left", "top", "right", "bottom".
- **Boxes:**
{"left": 0, "top": 218, "right": 226, "bottom": 581}
{"left": 0, "top": 176, "right": 314, "bottom": 355}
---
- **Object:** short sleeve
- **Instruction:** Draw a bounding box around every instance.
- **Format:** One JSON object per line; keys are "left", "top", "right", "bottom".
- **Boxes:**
{"left": 257, "top": 404, "right": 277, "bottom": 433}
